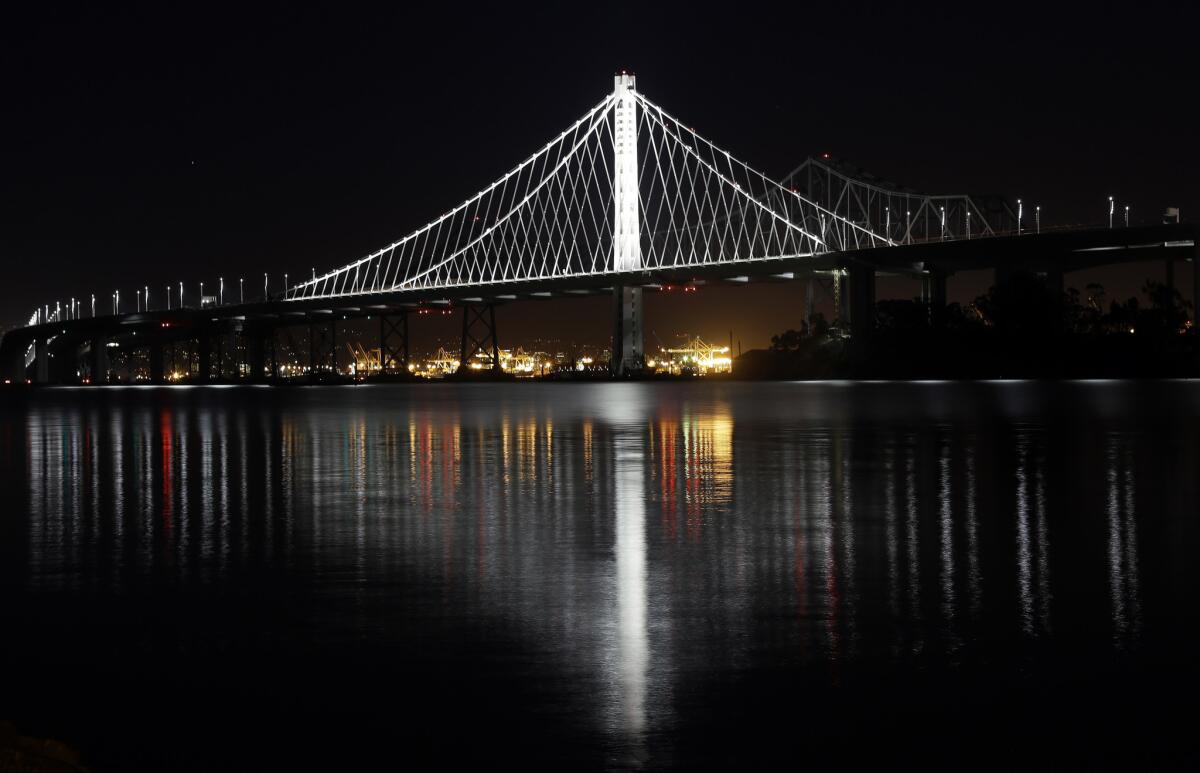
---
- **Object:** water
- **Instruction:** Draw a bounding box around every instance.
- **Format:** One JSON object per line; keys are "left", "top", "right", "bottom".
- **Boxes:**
{"left": 1, "top": 381, "right": 1198, "bottom": 770}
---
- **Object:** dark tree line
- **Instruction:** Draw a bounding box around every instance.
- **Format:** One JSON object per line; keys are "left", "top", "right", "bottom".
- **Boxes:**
{"left": 748, "top": 274, "right": 1197, "bottom": 379}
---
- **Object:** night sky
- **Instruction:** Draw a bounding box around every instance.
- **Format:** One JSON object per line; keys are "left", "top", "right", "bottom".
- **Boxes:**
{"left": 2, "top": 2, "right": 1197, "bottom": 348}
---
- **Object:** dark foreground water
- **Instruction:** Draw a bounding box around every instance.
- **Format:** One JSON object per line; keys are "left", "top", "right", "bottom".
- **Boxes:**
{"left": 1, "top": 381, "right": 1198, "bottom": 771}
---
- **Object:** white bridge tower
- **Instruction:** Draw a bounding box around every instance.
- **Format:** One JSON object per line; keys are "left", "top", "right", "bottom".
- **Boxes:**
{"left": 612, "top": 71, "right": 644, "bottom": 374}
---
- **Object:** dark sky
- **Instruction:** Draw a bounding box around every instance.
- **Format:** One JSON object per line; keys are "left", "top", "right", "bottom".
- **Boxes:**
{"left": 2, "top": 2, "right": 1197, "bottom": 347}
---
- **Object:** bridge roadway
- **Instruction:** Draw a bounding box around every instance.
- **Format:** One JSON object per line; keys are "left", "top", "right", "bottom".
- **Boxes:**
{"left": 2, "top": 222, "right": 1196, "bottom": 384}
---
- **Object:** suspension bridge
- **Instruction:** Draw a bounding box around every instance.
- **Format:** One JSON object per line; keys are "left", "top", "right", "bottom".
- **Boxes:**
{"left": 3, "top": 73, "right": 1196, "bottom": 384}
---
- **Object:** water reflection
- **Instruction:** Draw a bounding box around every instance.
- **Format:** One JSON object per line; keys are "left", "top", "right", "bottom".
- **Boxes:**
{"left": 1107, "top": 435, "right": 1142, "bottom": 645}
{"left": 2, "top": 382, "right": 1189, "bottom": 766}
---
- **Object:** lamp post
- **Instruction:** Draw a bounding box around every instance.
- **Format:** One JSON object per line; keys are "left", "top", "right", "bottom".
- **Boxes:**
{"left": 939, "top": 206, "right": 946, "bottom": 240}
{"left": 145, "top": 286, "right": 149, "bottom": 312}
{"left": 166, "top": 286, "right": 171, "bottom": 311}
{"left": 180, "top": 281, "right": 184, "bottom": 308}
{"left": 1124, "top": 205, "right": 1130, "bottom": 228}
{"left": 1017, "top": 199, "right": 1023, "bottom": 235}
{"left": 239, "top": 277, "right": 244, "bottom": 304}
{"left": 1109, "top": 196, "right": 1114, "bottom": 228}
{"left": 219, "top": 277, "right": 224, "bottom": 306}
{"left": 1036, "top": 205, "right": 1041, "bottom": 234}
{"left": 966, "top": 210, "right": 972, "bottom": 240}
{"left": 264, "top": 273, "right": 268, "bottom": 301}
{"left": 91, "top": 294, "right": 95, "bottom": 318}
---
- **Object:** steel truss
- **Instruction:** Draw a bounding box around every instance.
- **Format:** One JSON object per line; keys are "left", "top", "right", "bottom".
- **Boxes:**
{"left": 775, "top": 156, "right": 1017, "bottom": 245}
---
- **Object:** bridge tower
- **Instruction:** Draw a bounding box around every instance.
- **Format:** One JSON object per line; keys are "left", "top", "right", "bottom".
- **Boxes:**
{"left": 612, "top": 71, "right": 644, "bottom": 375}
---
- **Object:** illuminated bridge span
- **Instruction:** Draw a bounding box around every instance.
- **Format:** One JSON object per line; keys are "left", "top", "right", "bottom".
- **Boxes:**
{"left": 2, "top": 73, "right": 1197, "bottom": 384}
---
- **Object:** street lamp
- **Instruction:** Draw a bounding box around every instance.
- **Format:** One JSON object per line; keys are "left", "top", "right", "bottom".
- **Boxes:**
{"left": 114, "top": 290, "right": 120, "bottom": 316}
{"left": 180, "top": 281, "right": 184, "bottom": 308}
{"left": 239, "top": 277, "right": 244, "bottom": 303}
{"left": 1035, "top": 205, "right": 1041, "bottom": 234}
{"left": 284, "top": 273, "right": 288, "bottom": 295}
{"left": 166, "top": 286, "right": 171, "bottom": 311}
{"left": 1124, "top": 205, "right": 1130, "bottom": 227}
{"left": 1017, "top": 199, "right": 1023, "bottom": 235}
{"left": 1109, "top": 196, "right": 1114, "bottom": 228}
{"left": 966, "top": 210, "right": 972, "bottom": 240}
{"left": 91, "top": 294, "right": 95, "bottom": 318}
{"left": 219, "top": 277, "right": 224, "bottom": 305}
{"left": 884, "top": 206, "right": 891, "bottom": 238}
{"left": 939, "top": 206, "right": 946, "bottom": 240}
{"left": 905, "top": 210, "right": 911, "bottom": 244}
{"left": 145, "top": 286, "right": 149, "bottom": 312}
{"left": 264, "top": 273, "right": 268, "bottom": 300}
{"left": 200, "top": 282, "right": 205, "bottom": 307}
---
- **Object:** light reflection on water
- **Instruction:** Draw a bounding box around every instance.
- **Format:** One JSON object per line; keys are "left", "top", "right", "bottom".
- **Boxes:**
{"left": 3, "top": 381, "right": 1199, "bottom": 769}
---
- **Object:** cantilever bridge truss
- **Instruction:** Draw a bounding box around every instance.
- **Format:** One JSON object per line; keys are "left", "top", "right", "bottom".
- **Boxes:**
{"left": 285, "top": 74, "right": 891, "bottom": 303}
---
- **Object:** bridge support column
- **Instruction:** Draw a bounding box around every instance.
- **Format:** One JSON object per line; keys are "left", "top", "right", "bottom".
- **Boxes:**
{"left": 803, "top": 278, "right": 815, "bottom": 336}
{"left": 34, "top": 338, "right": 49, "bottom": 384}
{"left": 1193, "top": 244, "right": 1200, "bottom": 326}
{"left": 247, "top": 329, "right": 268, "bottom": 382}
{"left": 922, "top": 270, "right": 947, "bottom": 324}
{"left": 308, "top": 319, "right": 337, "bottom": 378}
{"left": 223, "top": 329, "right": 239, "bottom": 380}
{"left": 149, "top": 341, "right": 165, "bottom": 384}
{"left": 847, "top": 264, "right": 876, "bottom": 339}
{"left": 458, "top": 305, "right": 500, "bottom": 374}
{"left": 612, "top": 286, "right": 644, "bottom": 375}
{"left": 380, "top": 313, "right": 410, "bottom": 376}
{"left": 1, "top": 339, "right": 25, "bottom": 383}
{"left": 89, "top": 336, "right": 108, "bottom": 384}
{"left": 197, "top": 336, "right": 212, "bottom": 382}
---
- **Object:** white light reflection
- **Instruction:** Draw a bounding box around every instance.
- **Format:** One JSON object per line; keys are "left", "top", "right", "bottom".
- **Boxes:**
{"left": 1015, "top": 437, "right": 1033, "bottom": 636}
{"left": 1107, "top": 437, "right": 1142, "bottom": 646}
{"left": 938, "top": 443, "right": 957, "bottom": 648}
{"left": 598, "top": 386, "right": 651, "bottom": 751}
{"left": 965, "top": 445, "right": 981, "bottom": 619}
{"left": 613, "top": 428, "right": 648, "bottom": 739}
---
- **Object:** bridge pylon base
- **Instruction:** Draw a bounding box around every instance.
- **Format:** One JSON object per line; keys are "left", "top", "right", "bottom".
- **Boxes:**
{"left": 457, "top": 304, "right": 500, "bottom": 375}
{"left": 380, "top": 313, "right": 410, "bottom": 376}
{"left": 611, "top": 286, "right": 644, "bottom": 375}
